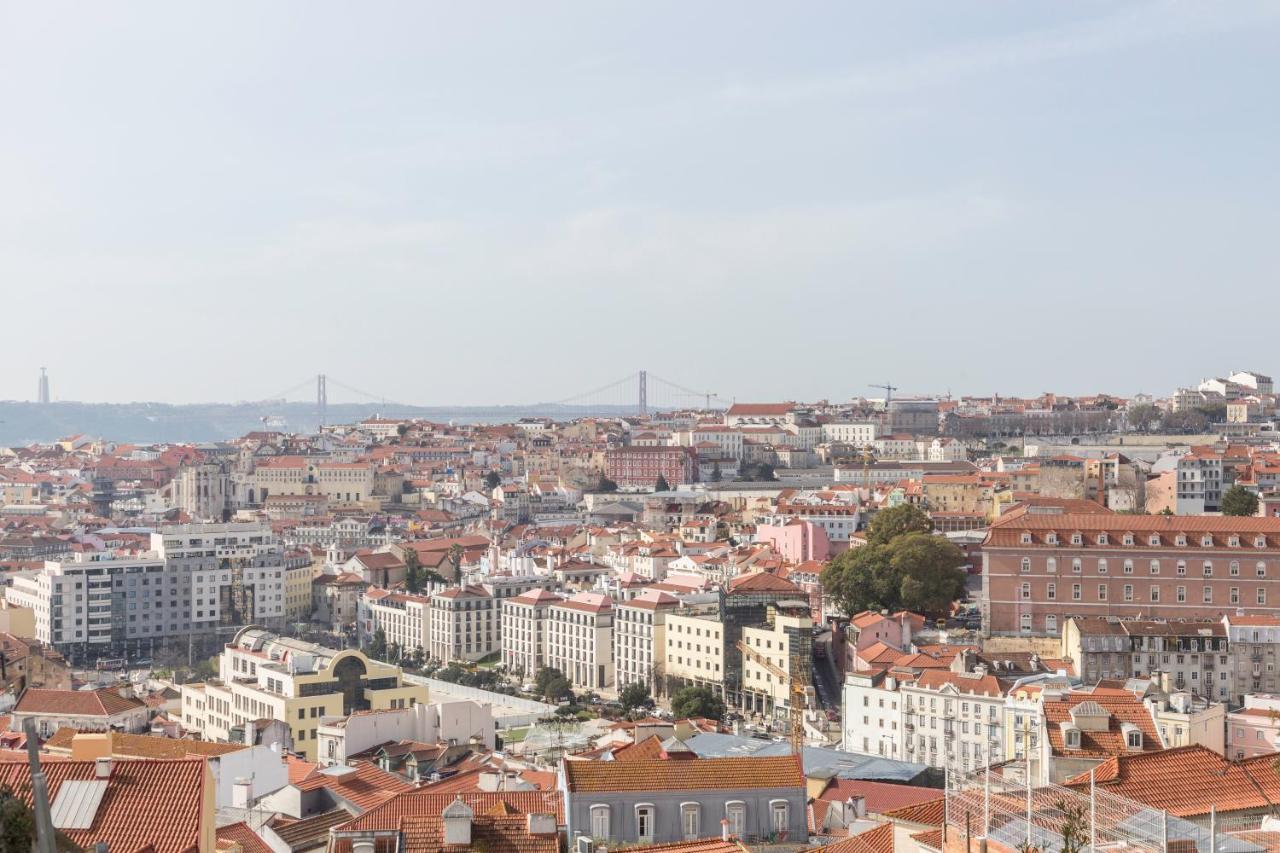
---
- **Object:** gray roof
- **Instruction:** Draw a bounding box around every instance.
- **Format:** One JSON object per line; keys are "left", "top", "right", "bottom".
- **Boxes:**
{"left": 682, "top": 733, "right": 930, "bottom": 783}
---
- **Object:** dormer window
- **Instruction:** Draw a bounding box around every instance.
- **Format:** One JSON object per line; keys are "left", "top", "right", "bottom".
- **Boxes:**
{"left": 1175, "top": 535, "right": 1187, "bottom": 547}
{"left": 1126, "top": 729, "right": 1143, "bottom": 749}
{"left": 1065, "top": 728, "right": 1081, "bottom": 749}
{"left": 1150, "top": 535, "right": 1162, "bottom": 546}
{"left": 1258, "top": 536, "right": 1268, "bottom": 548}
{"left": 1097, "top": 533, "right": 1108, "bottom": 545}
{"left": 1123, "top": 534, "right": 1135, "bottom": 546}
{"left": 1021, "top": 533, "right": 1032, "bottom": 545}
{"left": 1071, "top": 534, "right": 1082, "bottom": 545}
{"left": 1229, "top": 536, "right": 1241, "bottom": 547}
{"left": 1047, "top": 533, "right": 1059, "bottom": 545}
{"left": 1202, "top": 535, "right": 1214, "bottom": 547}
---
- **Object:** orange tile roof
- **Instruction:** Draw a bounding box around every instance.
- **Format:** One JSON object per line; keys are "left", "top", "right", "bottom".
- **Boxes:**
{"left": 818, "top": 779, "right": 945, "bottom": 814}
{"left": 612, "top": 840, "right": 747, "bottom": 852}
{"left": 880, "top": 797, "right": 946, "bottom": 826}
{"left": 1042, "top": 694, "right": 1162, "bottom": 758}
{"left": 216, "top": 821, "right": 272, "bottom": 853}
{"left": 726, "top": 571, "right": 802, "bottom": 594}
{"left": 43, "top": 727, "right": 248, "bottom": 760}
{"left": 0, "top": 757, "right": 206, "bottom": 853}
{"left": 807, "top": 821, "right": 896, "bottom": 853}
{"left": 15, "top": 687, "right": 145, "bottom": 717}
{"left": 1064, "top": 745, "right": 1280, "bottom": 817}
{"left": 610, "top": 733, "right": 667, "bottom": 762}
{"left": 294, "top": 760, "right": 414, "bottom": 810}
{"left": 564, "top": 754, "right": 803, "bottom": 793}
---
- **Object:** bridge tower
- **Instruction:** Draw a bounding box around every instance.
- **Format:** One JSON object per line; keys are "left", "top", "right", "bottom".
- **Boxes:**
{"left": 317, "top": 374, "right": 328, "bottom": 427}
{"left": 638, "top": 370, "right": 647, "bottom": 418}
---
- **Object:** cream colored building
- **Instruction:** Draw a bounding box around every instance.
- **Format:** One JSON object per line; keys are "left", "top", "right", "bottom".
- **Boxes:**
{"left": 178, "top": 627, "right": 426, "bottom": 761}
{"left": 545, "top": 592, "right": 614, "bottom": 691}
{"left": 500, "top": 588, "right": 563, "bottom": 677}
{"left": 284, "top": 561, "right": 314, "bottom": 623}
{"left": 428, "top": 585, "right": 497, "bottom": 663}
{"left": 359, "top": 588, "right": 430, "bottom": 655}
{"left": 662, "top": 612, "right": 725, "bottom": 693}
{"left": 740, "top": 604, "right": 812, "bottom": 718}
{"left": 245, "top": 457, "right": 375, "bottom": 506}
{"left": 614, "top": 590, "right": 680, "bottom": 693}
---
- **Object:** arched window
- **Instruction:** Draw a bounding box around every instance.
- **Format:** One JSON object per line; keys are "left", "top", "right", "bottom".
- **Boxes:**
{"left": 590, "top": 805, "right": 610, "bottom": 840}
{"left": 681, "top": 803, "right": 701, "bottom": 840}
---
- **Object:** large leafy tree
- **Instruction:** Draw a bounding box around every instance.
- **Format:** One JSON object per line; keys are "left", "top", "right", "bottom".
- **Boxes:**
{"left": 654, "top": 474, "right": 671, "bottom": 492}
{"left": 670, "top": 685, "right": 725, "bottom": 720}
{"left": 865, "top": 504, "right": 933, "bottom": 546}
{"left": 822, "top": 505, "right": 966, "bottom": 617}
{"left": 619, "top": 682, "right": 654, "bottom": 712}
{"left": 1222, "top": 485, "right": 1260, "bottom": 517}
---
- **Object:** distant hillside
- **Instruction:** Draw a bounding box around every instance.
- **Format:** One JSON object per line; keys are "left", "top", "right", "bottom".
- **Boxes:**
{"left": 0, "top": 401, "right": 636, "bottom": 445}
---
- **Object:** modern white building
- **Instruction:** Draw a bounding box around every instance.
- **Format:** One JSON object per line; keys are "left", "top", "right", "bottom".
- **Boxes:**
{"left": 545, "top": 592, "right": 614, "bottom": 691}
{"left": 428, "top": 585, "right": 497, "bottom": 663}
{"left": 614, "top": 589, "right": 680, "bottom": 693}
{"left": 500, "top": 588, "right": 563, "bottom": 677}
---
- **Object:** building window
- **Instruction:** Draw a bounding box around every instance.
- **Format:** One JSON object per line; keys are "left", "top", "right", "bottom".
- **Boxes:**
{"left": 1124, "top": 560, "right": 1135, "bottom": 574}
{"left": 1203, "top": 587, "right": 1213, "bottom": 603}
{"left": 681, "top": 803, "right": 701, "bottom": 840}
{"left": 1177, "top": 586, "right": 1186, "bottom": 602}
{"left": 1021, "top": 558, "right": 1031, "bottom": 574}
{"left": 1065, "top": 729, "right": 1081, "bottom": 749}
{"left": 1177, "top": 561, "right": 1186, "bottom": 576}
{"left": 1047, "top": 558, "right": 1057, "bottom": 574}
{"left": 770, "top": 800, "right": 790, "bottom": 835}
{"left": 635, "top": 806, "right": 654, "bottom": 843}
{"left": 1072, "top": 584, "right": 1081, "bottom": 601}
{"left": 1071, "top": 534, "right": 1082, "bottom": 545}
{"left": 1150, "top": 587, "right": 1160, "bottom": 603}
{"left": 1020, "top": 613, "right": 1032, "bottom": 633}
{"left": 1098, "top": 559, "right": 1108, "bottom": 575}
{"left": 1124, "top": 585, "right": 1134, "bottom": 602}
{"left": 1097, "top": 534, "right": 1108, "bottom": 545}
{"left": 1260, "top": 588, "right": 1267, "bottom": 605}
{"left": 1231, "top": 587, "right": 1240, "bottom": 604}
{"left": 1021, "top": 533, "right": 1032, "bottom": 544}
{"left": 1046, "top": 614, "right": 1058, "bottom": 633}
{"left": 1231, "top": 561, "right": 1241, "bottom": 576}
{"left": 1127, "top": 731, "right": 1143, "bottom": 748}
{"left": 726, "top": 802, "right": 746, "bottom": 839}
{"left": 1021, "top": 583, "right": 1031, "bottom": 600}
{"left": 1047, "top": 582, "right": 1056, "bottom": 600}
{"left": 1099, "top": 584, "right": 1108, "bottom": 601}
{"left": 1204, "top": 562, "right": 1214, "bottom": 577}
{"left": 1072, "top": 559, "right": 1082, "bottom": 574}
{"left": 1123, "top": 534, "right": 1134, "bottom": 546}
{"left": 590, "top": 805, "right": 610, "bottom": 840}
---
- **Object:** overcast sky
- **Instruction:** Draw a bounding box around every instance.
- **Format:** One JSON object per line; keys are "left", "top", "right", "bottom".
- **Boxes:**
{"left": 2, "top": 1, "right": 1278, "bottom": 406}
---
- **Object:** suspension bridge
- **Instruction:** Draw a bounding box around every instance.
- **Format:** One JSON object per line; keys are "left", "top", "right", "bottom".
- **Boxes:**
{"left": 251, "top": 371, "right": 733, "bottom": 425}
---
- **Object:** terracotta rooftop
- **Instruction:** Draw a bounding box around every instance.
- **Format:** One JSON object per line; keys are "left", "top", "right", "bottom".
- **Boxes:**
{"left": 15, "top": 687, "right": 145, "bottom": 717}
{"left": 563, "top": 754, "right": 803, "bottom": 793}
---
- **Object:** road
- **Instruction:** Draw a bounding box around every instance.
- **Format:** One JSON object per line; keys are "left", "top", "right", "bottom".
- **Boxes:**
{"left": 810, "top": 629, "right": 841, "bottom": 713}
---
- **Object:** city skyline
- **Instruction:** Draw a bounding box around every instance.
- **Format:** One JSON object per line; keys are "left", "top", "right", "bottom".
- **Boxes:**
{"left": 3, "top": 2, "right": 1279, "bottom": 404}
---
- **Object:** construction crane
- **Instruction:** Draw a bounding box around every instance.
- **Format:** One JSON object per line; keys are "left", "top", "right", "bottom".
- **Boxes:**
{"left": 736, "top": 640, "right": 814, "bottom": 756}
{"left": 868, "top": 382, "right": 899, "bottom": 406}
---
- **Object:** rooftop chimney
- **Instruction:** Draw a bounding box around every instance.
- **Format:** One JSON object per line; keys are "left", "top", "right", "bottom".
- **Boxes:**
{"left": 442, "top": 797, "right": 473, "bottom": 846}
{"left": 94, "top": 757, "right": 112, "bottom": 779}
{"left": 527, "top": 813, "right": 557, "bottom": 837}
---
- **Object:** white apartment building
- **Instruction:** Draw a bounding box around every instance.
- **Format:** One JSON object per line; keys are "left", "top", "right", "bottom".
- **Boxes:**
{"left": 545, "top": 592, "right": 614, "bottom": 691}
{"left": 821, "top": 422, "right": 878, "bottom": 448}
{"left": 153, "top": 522, "right": 287, "bottom": 632}
{"left": 614, "top": 590, "right": 680, "bottom": 693}
{"left": 901, "top": 668, "right": 1006, "bottom": 775}
{"left": 6, "top": 552, "right": 168, "bottom": 656}
{"left": 1176, "top": 453, "right": 1224, "bottom": 515}
{"left": 500, "top": 588, "right": 563, "bottom": 677}
{"left": 428, "top": 585, "right": 497, "bottom": 663}
{"left": 359, "top": 589, "right": 430, "bottom": 655}
{"left": 841, "top": 670, "right": 904, "bottom": 760}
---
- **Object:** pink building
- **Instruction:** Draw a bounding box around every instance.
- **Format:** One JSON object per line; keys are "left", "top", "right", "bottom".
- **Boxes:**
{"left": 755, "top": 518, "right": 830, "bottom": 563}
{"left": 984, "top": 508, "right": 1280, "bottom": 635}
{"left": 1227, "top": 694, "right": 1280, "bottom": 759}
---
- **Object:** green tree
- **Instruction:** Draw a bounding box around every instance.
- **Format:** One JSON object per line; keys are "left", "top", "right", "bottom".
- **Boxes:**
{"left": 403, "top": 549, "right": 423, "bottom": 593}
{"left": 670, "top": 685, "right": 725, "bottom": 720}
{"left": 534, "top": 667, "right": 574, "bottom": 702}
{"left": 822, "top": 530, "right": 967, "bottom": 617}
{"left": 1126, "top": 403, "right": 1161, "bottom": 433}
{"left": 447, "top": 543, "right": 465, "bottom": 573}
{"left": 866, "top": 504, "right": 933, "bottom": 546}
{"left": 654, "top": 474, "right": 671, "bottom": 492}
{"left": 710, "top": 461, "right": 722, "bottom": 482}
{"left": 484, "top": 471, "right": 502, "bottom": 490}
{"left": 367, "top": 627, "right": 388, "bottom": 661}
{"left": 0, "top": 787, "right": 34, "bottom": 853}
{"left": 1222, "top": 485, "right": 1260, "bottom": 517}
{"left": 597, "top": 475, "right": 619, "bottom": 493}
{"left": 619, "top": 681, "right": 654, "bottom": 712}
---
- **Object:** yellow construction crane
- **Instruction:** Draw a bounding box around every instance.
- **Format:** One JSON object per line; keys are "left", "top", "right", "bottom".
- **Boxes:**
{"left": 736, "top": 640, "right": 814, "bottom": 756}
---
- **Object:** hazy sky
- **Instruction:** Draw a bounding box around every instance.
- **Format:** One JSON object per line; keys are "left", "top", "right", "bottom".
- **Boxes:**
{"left": 3, "top": 2, "right": 1279, "bottom": 406}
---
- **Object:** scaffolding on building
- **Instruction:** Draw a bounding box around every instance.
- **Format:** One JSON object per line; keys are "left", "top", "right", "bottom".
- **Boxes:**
{"left": 943, "top": 764, "right": 1280, "bottom": 853}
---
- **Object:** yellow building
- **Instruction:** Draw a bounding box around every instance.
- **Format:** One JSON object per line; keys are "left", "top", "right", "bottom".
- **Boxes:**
{"left": 662, "top": 612, "right": 725, "bottom": 693}
{"left": 740, "top": 604, "right": 812, "bottom": 718}
{"left": 179, "top": 627, "right": 427, "bottom": 761}
{"left": 284, "top": 562, "right": 315, "bottom": 623}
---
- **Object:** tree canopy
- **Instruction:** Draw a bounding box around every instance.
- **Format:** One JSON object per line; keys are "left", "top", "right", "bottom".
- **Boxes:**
{"left": 1222, "top": 485, "right": 1260, "bottom": 517}
{"left": 534, "top": 667, "right": 574, "bottom": 702}
{"left": 670, "top": 685, "right": 725, "bottom": 720}
{"left": 619, "top": 681, "right": 654, "bottom": 712}
{"left": 822, "top": 505, "right": 966, "bottom": 617}
{"left": 484, "top": 471, "right": 502, "bottom": 490}
{"left": 654, "top": 474, "right": 671, "bottom": 492}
